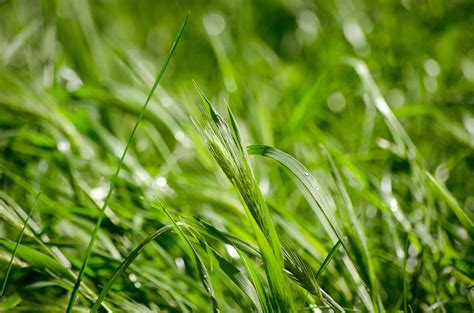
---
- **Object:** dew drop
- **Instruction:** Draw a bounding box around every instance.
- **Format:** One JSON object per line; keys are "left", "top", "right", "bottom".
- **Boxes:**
{"left": 203, "top": 12, "right": 226, "bottom": 36}
{"left": 225, "top": 244, "right": 240, "bottom": 259}
{"left": 90, "top": 185, "right": 108, "bottom": 201}
{"left": 57, "top": 140, "right": 70, "bottom": 153}
{"left": 129, "top": 273, "right": 138, "bottom": 282}
{"left": 304, "top": 172, "right": 309, "bottom": 177}
{"left": 155, "top": 176, "right": 167, "bottom": 188}
{"left": 175, "top": 257, "right": 185, "bottom": 272}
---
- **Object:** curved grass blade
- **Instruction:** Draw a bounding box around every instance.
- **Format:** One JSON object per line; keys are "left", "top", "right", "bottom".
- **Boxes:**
{"left": 210, "top": 247, "right": 263, "bottom": 312}
{"left": 66, "top": 13, "right": 189, "bottom": 312}
{"left": 0, "top": 239, "right": 73, "bottom": 281}
{"left": 161, "top": 205, "right": 219, "bottom": 313}
{"left": 315, "top": 240, "right": 341, "bottom": 280}
{"left": 1, "top": 192, "right": 41, "bottom": 297}
{"left": 320, "top": 145, "right": 382, "bottom": 310}
{"left": 247, "top": 144, "right": 343, "bottom": 242}
{"left": 248, "top": 144, "right": 375, "bottom": 311}
{"left": 344, "top": 58, "right": 417, "bottom": 159}
{"left": 426, "top": 172, "right": 473, "bottom": 230}
{"left": 193, "top": 86, "right": 295, "bottom": 312}
{"left": 239, "top": 251, "right": 271, "bottom": 313}
{"left": 90, "top": 225, "right": 174, "bottom": 312}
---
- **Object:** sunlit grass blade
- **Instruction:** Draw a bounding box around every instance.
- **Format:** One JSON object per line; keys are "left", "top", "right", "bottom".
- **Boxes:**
{"left": 0, "top": 192, "right": 41, "bottom": 297}
{"left": 315, "top": 240, "right": 341, "bottom": 280}
{"left": 90, "top": 225, "right": 174, "bottom": 312}
{"left": 0, "top": 239, "right": 74, "bottom": 281}
{"left": 320, "top": 145, "right": 382, "bottom": 309}
{"left": 344, "top": 58, "right": 417, "bottom": 159}
{"left": 426, "top": 172, "right": 473, "bottom": 230}
{"left": 239, "top": 251, "right": 271, "bottom": 313}
{"left": 161, "top": 205, "right": 219, "bottom": 312}
{"left": 248, "top": 144, "right": 375, "bottom": 311}
{"left": 247, "top": 144, "right": 342, "bottom": 241}
{"left": 66, "top": 13, "right": 189, "bottom": 312}
{"left": 193, "top": 85, "right": 295, "bottom": 312}
{"left": 210, "top": 247, "right": 263, "bottom": 312}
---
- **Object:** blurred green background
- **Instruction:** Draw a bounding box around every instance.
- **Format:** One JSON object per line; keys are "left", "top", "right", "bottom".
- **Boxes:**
{"left": 0, "top": 0, "right": 473, "bottom": 312}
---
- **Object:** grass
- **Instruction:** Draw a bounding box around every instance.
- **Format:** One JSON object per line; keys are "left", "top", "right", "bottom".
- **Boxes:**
{"left": 0, "top": 1, "right": 473, "bottom": 312}
{"left": 0, "top": 192, "right": 40, "bottom": 297}
{"left": 65, "top": 13, "right": 189, "bottom": 312}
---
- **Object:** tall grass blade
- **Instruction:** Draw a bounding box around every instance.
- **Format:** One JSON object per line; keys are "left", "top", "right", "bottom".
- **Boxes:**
{"left": 248, "top": 144, "right": 375, "bottom": 311}
{"left": 345, "top": 58, "right": 417, "bottom": 159}
{"left": 239, "top": 251, "right": 271, "bottom": 313}
{"left": 210, "top": 247, "right": 263, "bottom": 312}
{"left": 90, "top": 225, "right": 174, "bottom": 312}
{"left": 161, "top": 205, "right": 219, "bottom": 312}
{"left": 0, "top": 192, "right": 41, "bottom": 297}
{"left": 426, "top": 172, "right": 473, "bottom": 230}
{"left": 66, "top": 13, "right": 189, "bottom": 311}
{"left": 193, "top": 85, "right": 295, "bottom": 312}
{"left": 315, "top": 240, "right": 341, "bottom": 280}
{"left": 320, "top": 145, "right": 382, "bottom": 310}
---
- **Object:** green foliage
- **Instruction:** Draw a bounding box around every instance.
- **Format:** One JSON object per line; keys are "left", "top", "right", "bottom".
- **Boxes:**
{"left": 0, "top": 1, "right": 473, "bottom": 312}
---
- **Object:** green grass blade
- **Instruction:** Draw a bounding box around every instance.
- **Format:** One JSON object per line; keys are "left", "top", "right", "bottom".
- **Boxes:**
{"left": 0, "top": 192, "right": 41, "bottom": 297}
{"left": 90, "top": 225, "right": 174, "bottom": 312}
{"left": 426, "top": 172, "right": 473, "bottom": 230}
{"left": 247, "top": 144, "right": 343, "bottom": 241}
{"left": 240, "top": 252, "right": 271, "bottom": 313}
{"left": 403, "top": 237, "right": 409, "bottom": 312}
{"left": 345, "top": 58, "right": 417, "bottom": 159}
{"left": 0, "top": 239, "right": 73, "bottom": 281}
{"left": 193, "top": 91, "right": 295, "bottom": 311}
{"left": 65, "top": 13, "right": 189, "bottom": 312}
{"left": 315, "top": 240, "right": 341, "bottom": 280}
{"left": 248, "top": 144, "right": 375, "bottom": 311}
{"left": 161, "top": 205, "right": 219, "bottom": 313}
{"left": 320, "top": 145, "right": 382, "bottom": 310}
{"left": 210, "top": 247, "right": 263, "bottom": 312}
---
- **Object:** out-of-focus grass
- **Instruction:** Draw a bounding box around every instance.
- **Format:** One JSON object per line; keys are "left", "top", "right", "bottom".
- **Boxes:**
{"left": 0, "top": 0, "right": 473, "bottom": 312}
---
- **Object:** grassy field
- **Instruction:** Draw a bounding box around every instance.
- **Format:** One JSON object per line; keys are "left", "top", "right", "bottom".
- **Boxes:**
{"left": 0, "top": 1, "right": 473, "bottom": 312}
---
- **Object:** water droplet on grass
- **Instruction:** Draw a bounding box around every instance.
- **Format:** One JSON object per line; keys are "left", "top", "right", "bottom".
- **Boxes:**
{"left": 57, "top": 140, "right": 70, "bottom": 152}
{"left": 203, "top": 12, "right": 225, "bottom": 36}
{"left": 225, "top": 244, "right": 240, "bottom": 259}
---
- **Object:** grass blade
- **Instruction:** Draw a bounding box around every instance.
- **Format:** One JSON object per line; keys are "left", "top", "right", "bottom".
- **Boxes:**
{"left": 315, "top": 240, "right": 341, "bottom": 280}
{"left": 248, "top": 144, "right": 375, "bottom": 311}
{"left": 247, "top": 144, "right": 343, "bottom": 241}
{"left": 90, "top": 225, "right": 174, "bottom": 312}
{"left": 0, "top": 192, "right": 41, "bottom": 297}
{"left": 0, "top": 239, "right": 73, "bottom": 281}
{"left": 193, "top": 89, "right": 295, "bottom": 311}
{"left": 239, "top": 251, "right": 271, "bottom": 313}
{"left": 210, "top": 247, "right": 263, "bottom": 312}
{"left": 161, "top": 205, "right": 219, "bottom": 312}
{"left": 320, "top": 145, "right": 382, "bottom": 309}
{"left": 66, "top": 13, "right": 189, "bottom": 312}
{"left": 426, "top": 172, "right": 473, "bottom": 230}
{"left": 345, "top": 58, "right": 417, "bottom": 159}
